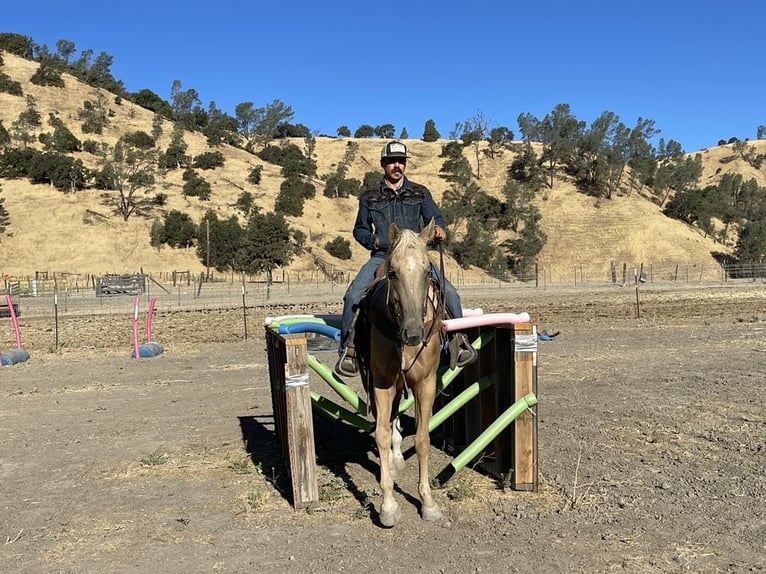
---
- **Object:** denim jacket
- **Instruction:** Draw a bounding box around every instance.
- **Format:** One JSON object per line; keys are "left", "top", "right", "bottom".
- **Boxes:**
{"left": 352, "top": 177, "right": 446, "bottom": 256}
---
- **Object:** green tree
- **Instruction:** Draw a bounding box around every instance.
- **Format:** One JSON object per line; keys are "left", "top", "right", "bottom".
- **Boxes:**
{"left": 538, "top": 103, "right": 584, "bottom": 189}
{"left": 275, "top": 122, "right": 311, "bottom": 138}
{"left": 39, "top": 113, "right": 80, "bottom": 152}
{"left": 652, "top": 153, "right": 703, "bottom": 207}
{"left": 97, "top": 141, "right": 161, "bottom": 220}
{"left": 374, "top": 124, "right": 395, "bottom": 138}
{"left": 27, "top": 152, "right": 87, "bottom": 192}
{"left": 121, "top": 130, "right": 155, "bottom": 150}
{"left": 0, "top": 121, "right": 10, "bottom": 149}
{"left": 239, "top": 211, "right": 294, "bottom": 280}
{"left": 235, "top": 191, "right": 256, "bottom": 217}
{"left": 275, "top": 176, "right": 314, "bottom": 216}
{"left": 0, "top": 33, "right": 35, "bottom": 57}
{"left": 422, "top": 119, "right": 440, "bottom": 142}
{"left": 170, "top": 80, "right": 202, "bottom": 127}
{"left": 30, "top": 58, "right": 65, "bottom": 87}
{"left": 502, "top": 212, "right": 547, "bottom": 276}
{"left": 158, "top": 122, "right": 190, "bottom": 169}
{"left": 247, "top": 165, "right": 263, "bottom": 185}
{"left": 203, "top": 101, "right": 238, "bottom": 146}
{"left": 77, "top": 91, "right": 110, "bottom": 134}
{"left": 451, "top": 219, "right": 497, "bottom": 269}
{"left": 182, "top": 168, "right": 212, "bottom": 200}
{"left": 132, "top": 89, "right": 173, "bottom": 117}
{"left": 161, "top": 209, "right": 197, "bottom": 248}
{"left": 322, "top": 141, "right": 360, "bottom": 198}
{"left": 354, "top": 124, "right": 374, "bottom": 138}
{"left": 323, "top": 172, "right": 361, "bottom": 198}
{"left": 337, "top": 125, "right": 351, "bottom": 137}
{"left": 325, "top": 236, "right": 352, "bottom": 259}
{"left": 196, "top": 211, "right": 245, "bottom": 272}
{"left": 0, "top": 183, "right": 10, "bottom": 240}
{"left": 486, "top": 126, "right": 513, "bottom": 159}
{"left": 192, "top": 151, "right": 225, "bottom": 170}
{"left": 236, "top": 100, "right": 294, "bottom": 148}
{"left": 734, "top": 219, "right": 766, "bottom": 263}
{"left": 0, "top": 71, "right": 23, "bottom": 96}
{"left": 55, "top": 39, "right": 76, "bottom": 64}
{"left": 149, "top": 219, "right": 163, "bottom": 250}
{"left": 151, "top": 113, "right": 164, "bottom": 141}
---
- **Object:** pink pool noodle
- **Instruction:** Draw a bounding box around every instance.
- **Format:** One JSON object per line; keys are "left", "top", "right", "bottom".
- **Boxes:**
{"left": 442, "top": 312, "right": 530, "bottom": 332}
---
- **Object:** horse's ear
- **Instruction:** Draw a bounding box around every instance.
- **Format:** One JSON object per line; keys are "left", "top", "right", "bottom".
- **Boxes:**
{"left": 420, "top": 218, "right": 435, "bottom": 243}
{"left": 389, "top": 223, "right": 401, "bottom": 244}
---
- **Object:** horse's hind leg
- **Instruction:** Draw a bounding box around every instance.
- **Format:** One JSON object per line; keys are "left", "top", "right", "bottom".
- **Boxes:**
{"left": 374, "top": 387, "right": 401, "bottom": 527}
{"left": 390, "top": 417, "right": 406, "bottom": 475}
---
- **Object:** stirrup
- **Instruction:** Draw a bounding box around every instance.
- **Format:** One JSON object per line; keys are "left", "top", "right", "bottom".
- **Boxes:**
{"left": 449, "top": 333, "right": 477, "bottom": 369}
{"left": 334, "top": 347, "right": 359, "bottom": 377}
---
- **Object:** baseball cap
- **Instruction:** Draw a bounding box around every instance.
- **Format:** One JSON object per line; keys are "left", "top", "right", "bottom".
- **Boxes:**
{"left": 380, "top": 141, "right": 409, "bottom": 160}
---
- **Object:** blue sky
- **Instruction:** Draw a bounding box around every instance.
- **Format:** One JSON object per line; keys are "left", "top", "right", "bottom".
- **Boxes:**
{"left": 4, "top": 1, "right": 764, "bottom": 152}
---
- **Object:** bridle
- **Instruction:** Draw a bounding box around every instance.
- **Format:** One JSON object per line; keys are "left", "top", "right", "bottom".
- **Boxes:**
{"left": 384, "top": 267, "right": 442, "bottom": 375}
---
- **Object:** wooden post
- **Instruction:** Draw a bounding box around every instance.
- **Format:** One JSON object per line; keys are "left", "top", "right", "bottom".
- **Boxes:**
{"left": 265, "top": 329, "right": 319, "bottom": 509}
{"left": 510, "top": 323, "right": 538, "bottom": 491}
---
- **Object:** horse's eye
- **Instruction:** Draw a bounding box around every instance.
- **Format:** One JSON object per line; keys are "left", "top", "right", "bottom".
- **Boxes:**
{"left": 387, "top": 269, "right": 397, "bottom": 280}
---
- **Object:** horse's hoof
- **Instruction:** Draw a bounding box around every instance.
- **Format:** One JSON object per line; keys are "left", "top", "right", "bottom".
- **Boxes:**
{"left": 421, "top": 505, "right": 443, "bottom": 522}
{"left": 379, "top": 507, "right": 402, "bottom": 528}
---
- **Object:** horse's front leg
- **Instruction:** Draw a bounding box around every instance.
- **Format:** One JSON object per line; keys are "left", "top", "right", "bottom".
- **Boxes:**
{"left": 390, "top": 416, "right": 406, "bottom": 475}
{"left": 374, "top": 386, "right": 401, "bottom": 527}
{"left": 413, "top": 376, "right": 443, "bottom": 522}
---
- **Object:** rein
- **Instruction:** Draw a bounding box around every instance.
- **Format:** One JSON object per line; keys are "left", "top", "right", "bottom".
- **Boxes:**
{"left": 384, "top": 274, "right": 441, "bottom": 376}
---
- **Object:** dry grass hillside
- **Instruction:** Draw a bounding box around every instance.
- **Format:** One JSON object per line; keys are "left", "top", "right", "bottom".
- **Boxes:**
{"left": 0, "top": 51, "right": 761, "bottom": 283}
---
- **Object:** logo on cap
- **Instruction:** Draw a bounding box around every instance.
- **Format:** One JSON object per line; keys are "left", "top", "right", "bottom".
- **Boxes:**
{"left": 381, "top": 141, "right": 408, "bottom": 159}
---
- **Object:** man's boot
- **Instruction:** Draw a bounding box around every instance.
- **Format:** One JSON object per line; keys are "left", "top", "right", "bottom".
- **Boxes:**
{"left": 334, "top": 308, "right": 360, "bottom": 377}
{"left": 449, "top": 333, "right": 478, "bottom": 370}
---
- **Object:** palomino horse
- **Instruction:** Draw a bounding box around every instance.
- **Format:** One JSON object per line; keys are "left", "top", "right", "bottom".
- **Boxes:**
{"left": 354, "top": 219, "right": 445, "bottom": 527}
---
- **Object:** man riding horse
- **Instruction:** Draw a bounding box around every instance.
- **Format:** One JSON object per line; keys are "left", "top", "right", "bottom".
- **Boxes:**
{"left": 335, "top": 140, "right": 477, "bottom": 378}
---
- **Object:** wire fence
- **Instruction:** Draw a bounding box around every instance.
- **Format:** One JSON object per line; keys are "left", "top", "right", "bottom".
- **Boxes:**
{"left": 1, "top": 260, "right": 763, "bottom": 320}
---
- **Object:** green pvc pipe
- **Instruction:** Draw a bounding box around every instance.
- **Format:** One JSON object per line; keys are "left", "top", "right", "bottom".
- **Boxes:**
{"left": 308, "top": 354, "right": 368, "bottom": 416}
{"left": 398, "top": 330, "right": 495, "bottom": 413}
{"left": 428, "top": 375, "right": 494, "bottom": 432}
{"left": 311, "top": 392, "right": 373, "bottom": 432}
{"left": 449, "top": 392, "right": 538, "bottom": 473}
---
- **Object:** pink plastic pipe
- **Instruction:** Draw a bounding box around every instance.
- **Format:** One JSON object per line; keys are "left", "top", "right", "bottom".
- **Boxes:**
{"left": 442, "top": 312, "right": 530, "bottom": 332}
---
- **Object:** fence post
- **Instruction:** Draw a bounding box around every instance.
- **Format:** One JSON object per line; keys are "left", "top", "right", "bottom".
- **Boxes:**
{"left": 510, "top": 323, "right": 538, "bottom": 491}
{"left": 265, "top": 329, "right": 319, "bottom": 509}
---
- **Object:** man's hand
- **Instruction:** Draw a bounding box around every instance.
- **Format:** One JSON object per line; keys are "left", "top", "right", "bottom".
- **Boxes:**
{"left": 433, "top": 226, "right": 446, "bottom": 242}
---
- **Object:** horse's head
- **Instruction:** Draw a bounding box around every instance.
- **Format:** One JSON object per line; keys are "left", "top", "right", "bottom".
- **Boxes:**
{"left": 385, "top": 219, "right": 436, "bottom": 346}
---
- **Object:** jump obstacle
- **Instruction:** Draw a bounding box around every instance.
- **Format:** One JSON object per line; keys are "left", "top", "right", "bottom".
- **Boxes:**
{"left": 265, "top": 310, "right": 539, "bottom": 509}
{"left": 1, "top": 294, "right": 30, "bottom": 366}
{"left": 131, "top": 296, "right": 164, "bottom": 358}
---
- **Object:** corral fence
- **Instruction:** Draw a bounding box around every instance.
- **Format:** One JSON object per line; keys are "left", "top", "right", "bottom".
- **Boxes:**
{"left": 1, "top": 260, "right": 764, "bottom": 319}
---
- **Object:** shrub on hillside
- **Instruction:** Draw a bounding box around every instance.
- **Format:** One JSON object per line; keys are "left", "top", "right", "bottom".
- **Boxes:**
{"left": 192, "top": 151, "right": 225, "bottom": 170}
{"left": 121, "top": 131, "right": 155, "bottom": 149}
{"left": 0, "top": 72, "right": 23, "bottom": 96}
{"left": 325, "top": 236, "right": 352, "bottom": 260}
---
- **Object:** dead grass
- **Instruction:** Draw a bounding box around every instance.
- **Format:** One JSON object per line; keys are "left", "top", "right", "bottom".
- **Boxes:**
{"left": 0, "top": 51, "right": 754, "bottom": 283}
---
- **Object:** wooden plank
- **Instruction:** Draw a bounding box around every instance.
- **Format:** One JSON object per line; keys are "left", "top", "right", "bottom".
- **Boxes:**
{"left": 492, "top": 325, "right": 515, "bottom": 481}
{"left": 283, "top": 335, "right": 319, "bottom": 509}
{"left": 511, "top": 323, "right": 538, "bottom": 491}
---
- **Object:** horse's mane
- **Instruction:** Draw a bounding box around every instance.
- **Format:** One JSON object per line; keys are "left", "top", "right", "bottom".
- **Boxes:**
{"left": 390, "top": 228, "right": 424, "bottom": 255}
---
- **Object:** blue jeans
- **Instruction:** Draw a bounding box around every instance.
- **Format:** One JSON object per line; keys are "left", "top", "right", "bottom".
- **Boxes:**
{"left": 339, "top": 256, "right": 463, "bottom": 353}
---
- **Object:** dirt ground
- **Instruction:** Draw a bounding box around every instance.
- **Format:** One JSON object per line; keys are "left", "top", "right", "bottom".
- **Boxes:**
{"left": 1, "top": 282, "right": 765, "bottom": 573}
